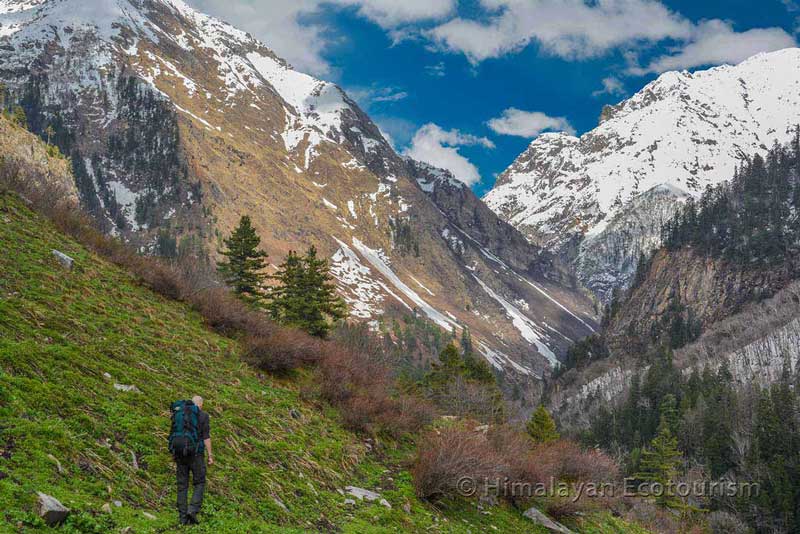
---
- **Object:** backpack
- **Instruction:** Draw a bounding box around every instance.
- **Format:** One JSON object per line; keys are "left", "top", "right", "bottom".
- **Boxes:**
{"left": 168, "top": 400, "right": 202, "bottom": 459}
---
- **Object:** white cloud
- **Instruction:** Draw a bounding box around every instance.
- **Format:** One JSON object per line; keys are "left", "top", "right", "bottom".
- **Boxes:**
{"left": 592, "top": 76, "right": 626, "bottom": 97}
{"left": 187, "top": 0, "right": 456, "bottom": 76}
{"left": 427, "top": 0, "right": 692, "bottom": 64}
{"left": 423, "top": 0, "right": 796, "bottom": 78}
{"left": 487, "top": 108, "right": 575, "bottom": 137}
{"left": 348, "top": 86, "right": 409, "bottom": 107}
{"left": 336, "top": 0, "right": 456, "bottom": 28}
{"left": 188, "top": 0, "right": 333, "bottom": 75}
{"left": 373, "top": 90, "right": 409, "bottom": 103}
{"left": 425, "top": 61, "right": 446, "bottom": 77}
{"left": 403, "top": 123, "right": 494, "bottom": 185}
{"left": 633, "top": 20, "right": 796, "bottom": 74}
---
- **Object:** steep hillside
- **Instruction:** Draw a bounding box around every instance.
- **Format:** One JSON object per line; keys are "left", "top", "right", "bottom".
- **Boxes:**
{"left": 0, "top": 0, "right": 596, "bottom": 381}
{"left": 485, "top": 48, "right": 800, "bottom": 302}
{"left": 0, "top": 192, "right": 551, "bottom": 533}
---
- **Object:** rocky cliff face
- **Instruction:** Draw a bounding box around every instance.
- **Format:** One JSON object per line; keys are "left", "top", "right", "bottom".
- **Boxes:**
{"left": 485, "top": 48, "right": 800, "bottom": 302}
{"left": 606, "top": 247, "right": 798, "bottom": 355}
{"left": 0, "top": 0, "right": 597, "bottom": 382}
{"left": 550, "top": 280, "right": 800, "bottom": 430}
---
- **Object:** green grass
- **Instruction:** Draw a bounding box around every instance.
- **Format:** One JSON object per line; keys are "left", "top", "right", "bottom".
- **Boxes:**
{"left": 0, "top": 196, "right": 539, "bottom": 533}
{"left": 0, "top": 196, "right": 651, "bottom": 533}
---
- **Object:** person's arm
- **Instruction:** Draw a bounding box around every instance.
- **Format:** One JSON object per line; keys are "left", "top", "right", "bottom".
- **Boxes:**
{"left": 203, "top": 414, "right": 214, "bottom": 465}
{"left": 205, "top": 438, "right": 213, "bottom": 465}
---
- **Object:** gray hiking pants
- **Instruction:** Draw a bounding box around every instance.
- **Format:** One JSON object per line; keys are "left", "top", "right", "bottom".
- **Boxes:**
{"left": 176, "top": 453, "right": 206, "bottom": 520}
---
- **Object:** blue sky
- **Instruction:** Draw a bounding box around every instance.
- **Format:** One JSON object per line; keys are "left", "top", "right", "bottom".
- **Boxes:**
{"left": 187, "top": 0, "right": 799, "bottom": 196}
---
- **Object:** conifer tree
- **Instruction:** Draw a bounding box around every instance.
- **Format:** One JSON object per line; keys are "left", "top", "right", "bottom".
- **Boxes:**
{"left": 268, "top": 246, "right": 346, "bottom": 338}
{"left": 526, "top": 405, "right": 560, "bottom": 444}
{"left": 299, "top": 245, "right": 346, "bottom": 337}
{"left": 217, "top": 215, "right": 268, "bottom": 303}
{"left": 635, "top": 416, "right": 684, "bottom": 507}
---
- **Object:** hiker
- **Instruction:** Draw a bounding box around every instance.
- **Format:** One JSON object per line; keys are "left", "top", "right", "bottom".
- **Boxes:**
{"left": 169, "top": 395, "right": 214, "bottom": 525}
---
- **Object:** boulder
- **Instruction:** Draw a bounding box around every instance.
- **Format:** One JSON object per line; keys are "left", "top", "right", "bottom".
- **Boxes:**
{"left": 522, "top": 507, "right": 574, "bottom": 534}
{"left": 113, "top": 383, "right": 140, "bottom": 393}
{"left": 36, "top": 492, "right": 70, "bottom": 526}
{"left": 51, "top": 250, "right": 74, "bottom": 270}
{"left": 344, "top": 486, "right": 391, "bottom": 508}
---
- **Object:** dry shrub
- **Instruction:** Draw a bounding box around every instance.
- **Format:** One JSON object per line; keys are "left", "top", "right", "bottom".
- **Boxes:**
{"left": 318, "top": 346, "right": 435, "bottom": 436}
{"left": 243, "top": 330, "right": 321, "bottom": 374}
{"left": 412, "top": 425, "right": 503, "bottom": 500}
{"left": 529, "top": 440, "right": 619, "bottom": 484}
{"left": 624, "top": 500, "right": 706, "bottom": 534}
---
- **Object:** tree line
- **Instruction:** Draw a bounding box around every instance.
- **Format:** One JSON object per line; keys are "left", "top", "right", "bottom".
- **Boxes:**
{"left": 662, "top": 129, "right": 800, "bottom": 267}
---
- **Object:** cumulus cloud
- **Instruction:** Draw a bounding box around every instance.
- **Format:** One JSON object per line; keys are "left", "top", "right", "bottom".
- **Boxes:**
{"left": 188, "top": 0, "right": 332, "bottom": 75}
{"left": 427, "top": 0, "right": 692, "bottom": 64}
{"left": 336, "top": 0, "right": 455, "bottom": 28}
{"left": 592, "top": 76, "right": 626, "bottom": 97}
{"left": 187, "top": 0, "right": 456, "bottom": 76}
{"left": 487, "top": 108, "right": 575, "bottom": 137}
{"left": 632, "top": 20, "right": 796, "bottom": 74}
{"left": 424, "top": 0, "right": 796, "bottom": 77}
{"left": 403, "top": 123, "right": 494, "bottom": 185}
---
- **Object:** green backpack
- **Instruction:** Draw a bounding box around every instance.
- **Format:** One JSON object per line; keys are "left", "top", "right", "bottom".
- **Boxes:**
{"left": 168, "top": 400, "right": 202, "bottom": 459}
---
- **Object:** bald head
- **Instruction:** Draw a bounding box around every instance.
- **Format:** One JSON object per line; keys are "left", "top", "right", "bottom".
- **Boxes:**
{"left": 192, "top": 395, "right": 204, "bottom": 409}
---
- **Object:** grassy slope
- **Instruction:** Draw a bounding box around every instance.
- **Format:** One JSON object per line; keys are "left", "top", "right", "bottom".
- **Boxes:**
{"left": 0, "top": 195, "right": 544, "bottom": 533}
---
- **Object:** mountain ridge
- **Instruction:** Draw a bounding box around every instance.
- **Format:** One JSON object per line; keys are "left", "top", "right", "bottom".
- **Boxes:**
{"left": 0, "top": 0, "right": 597, "bottom": 388}
{"left": 484, "top": 47, "right": 800, "bottom": 302}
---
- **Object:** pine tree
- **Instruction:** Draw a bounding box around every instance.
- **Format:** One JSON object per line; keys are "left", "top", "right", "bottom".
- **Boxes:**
{"left": 298, "top": 245, "right": 346, "bottom": 337}
{"left": 526, "top": 405, "right": 560, "bottom": 444}
{"left": 268, "top": 246, "right": 346, "bottom": 337}
{"left": 217, "top": 215, "right": 268, "bottom": 303}
{"left": 635, "top": 416, "right": 684, "bottom": 508}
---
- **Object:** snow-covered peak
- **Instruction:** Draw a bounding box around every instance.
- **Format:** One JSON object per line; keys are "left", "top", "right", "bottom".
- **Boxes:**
{"left": 0, "top": 0, "right": 391, "bottom": 170}
{"left": 487, "top": 47, "right": 800, "bottom": 247}
{"left": 485, "top": 47, "right": 800, "bottom": 300}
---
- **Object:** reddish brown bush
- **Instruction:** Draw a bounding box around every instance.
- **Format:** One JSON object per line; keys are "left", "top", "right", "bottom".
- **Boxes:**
{"left": 412, "top": 425, "right": 504, "bottom": 500}
{"left": 317, "top": 346, "right": 434, "bottom": 436}
{"left": 529, "top": 440, "right": 619, "bottom": 484}
{"left": 243, "top": 330, "right": 321, "bottom": 374}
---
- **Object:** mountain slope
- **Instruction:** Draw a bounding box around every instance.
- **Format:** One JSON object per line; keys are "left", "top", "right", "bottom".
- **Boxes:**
{"left": 1, "top": 191, "right": 558, "bottom": 533}
{"left": 485, "top": 47, "right": 800, "bottom": 302}
{"left": 0, "top": 0, "right": 596, "bottom": 381}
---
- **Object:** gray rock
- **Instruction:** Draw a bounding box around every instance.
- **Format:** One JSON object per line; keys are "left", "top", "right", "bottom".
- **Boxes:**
{"left": 113, "top": 383, "right": 140, "bottom": 393}
{"left": 36, "top": 492, "right": 70, "bottom": 526}
{"left": 344, "top": 486, "right": 391, "bottom": 508}
{"left": 51, "top": 250, "right": 74, "bottom": 270}
{"left": 273, "top": 497, "right": 288, "bottom": 512}
{"left": 522, "top": 507, "right": 574, "bottom": 534}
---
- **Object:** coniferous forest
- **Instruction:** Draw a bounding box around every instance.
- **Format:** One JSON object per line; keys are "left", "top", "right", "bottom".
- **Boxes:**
{"left": 663, "top": 129, "right": 800, "bottom": 267}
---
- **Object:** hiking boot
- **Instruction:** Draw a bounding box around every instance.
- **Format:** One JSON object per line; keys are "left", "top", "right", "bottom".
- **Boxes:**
{"left": 187, "top": 513, "right": 199, "bottom": 525}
